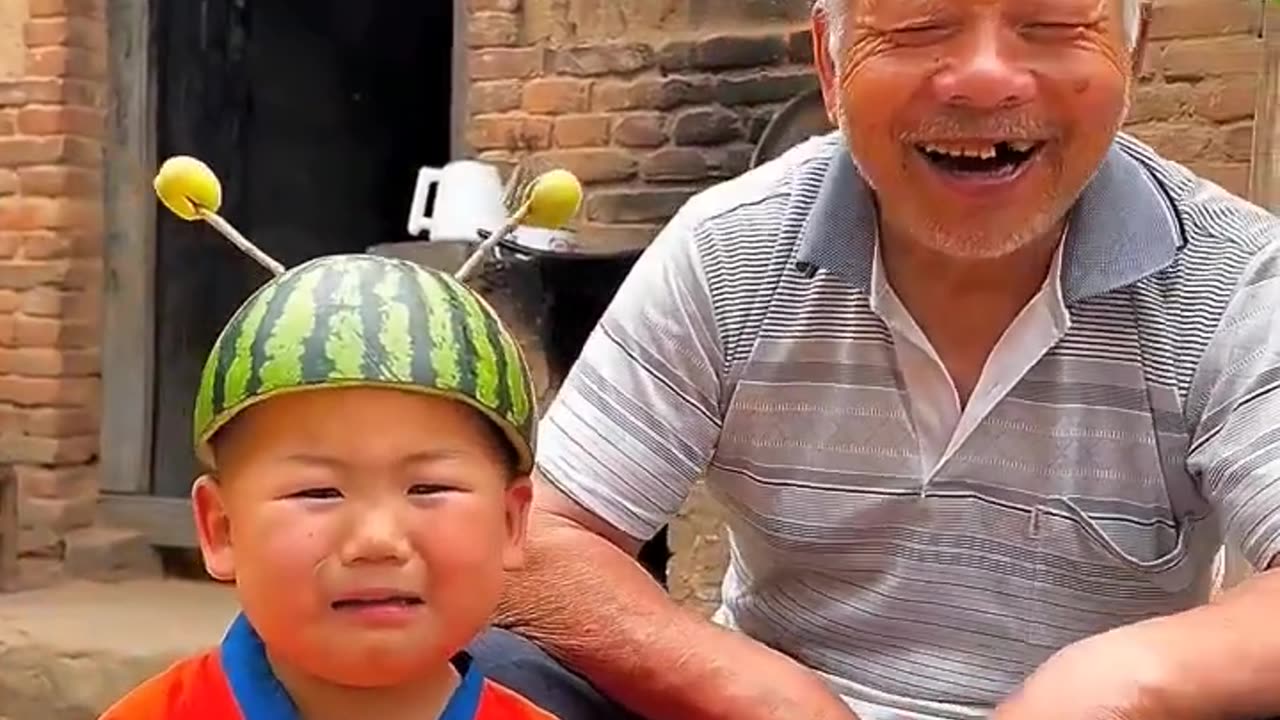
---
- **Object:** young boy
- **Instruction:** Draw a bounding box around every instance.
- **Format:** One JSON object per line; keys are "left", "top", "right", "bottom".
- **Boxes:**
{"left": 100, "top": 253, "right": 556, "bottom": 720}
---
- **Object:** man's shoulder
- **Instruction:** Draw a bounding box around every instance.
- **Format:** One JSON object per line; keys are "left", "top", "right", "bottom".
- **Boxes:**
{"left": 1117, "top": 132, "right": 1280, "bottom": 271}
{"left": 677, "top": 130, "right": 840, "bottom": 240}
{"left": 98, "top": 650, "right": 239, "bottom": 719}
{"left": 476, "top": 679, "right": 559, "bottom": 719}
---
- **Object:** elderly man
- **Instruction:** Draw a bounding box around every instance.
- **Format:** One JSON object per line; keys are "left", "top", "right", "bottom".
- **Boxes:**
{"left": 468, "top": 0, "right": 1280, "bottom": 718}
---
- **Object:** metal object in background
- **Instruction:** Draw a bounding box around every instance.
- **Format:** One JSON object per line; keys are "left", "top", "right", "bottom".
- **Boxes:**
{"left": 751, "top": 87, "right": 835, "bottom": 169}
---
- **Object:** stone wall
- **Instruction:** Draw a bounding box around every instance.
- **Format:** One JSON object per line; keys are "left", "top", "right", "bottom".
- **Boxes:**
{"left": 461, "top": 0, "right": 1268, "bottom": 616}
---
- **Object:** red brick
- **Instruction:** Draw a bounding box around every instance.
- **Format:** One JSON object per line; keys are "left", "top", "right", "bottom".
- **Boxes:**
{"left": 470, "top": 48, "right": 544, "bottom": 80}
{"left": 0, "top": 136, "right": 101, "bottom": 167}
{"left": 522, "top": 78, "right": 590, "bottom": 115}
{"left": 0, "top": 198, "right": 101, "bottom": 231}
{"left": 468, "top": 0, "right": 518, "bottom": 9}
{"left": 1148, "top": 0, "right": 1260, "bottom": 40}
{"left": 469, "top": 12, "right": 519, "bottom": 47}
{"left": 0, "top": 82, "right": 28, "bottom": 107}
{"left": 24, "top": 17, "right": 106, "bottom": 49}
{"left": 531, "top": 149, "right": 637, "bottom": 183}
{"left": 592, "top": 76, "right": 712, "bottom": 112}
{"left": 553, "top": 114, "right": 610, "bottom": 148}
{"left": 552, "top": 43, "right": 654, "bottom": 77}
{"left": 26, "top": 47, "right": 107, "bottom": 80}
{"left": 22, "top": 78, "right": 102, "bottom": 107}
{"left": 574, "top": 222, "right": 659, "bottom": 252}
{"left": 1192, "top": 75, "right": 1260, "bottom": 124}
{"left": 14, "top": 315, "right": 97, "bottom": 348}
{"left": 19, "top": 492, "right": 97, "bottom": 532}
{"left": 22, "top": 405, "right": 99, "bottom": 436}
{"left": 466, "top": 115, "right": 553, "bottom": 151}
{"left": 0, "top": 290, "right": 19, "bottom": 312}
{"left": 1125, "top": 83, "right": 1190, "bottom": 125}
{"left": 17, "top": 166, "right": 100, "bottom": 197}
{"left": 1161, "top": 36, "right": 1263, "bottom": 81}
{"left": 27, "top": 0, "right": 104, "bottom": 19}
{"left": 1188, "top": 162, "right": 1252, "bottom": 198}
{"left": 0, "top": 110, "right": 14, "bottom": 135}
{"left": 17, "top": 105, "right": 104, "bottom": 137}
{"left": 0, "top": 170, "right": 17, "bottom": 196}
{"left": 0, "top": 347, "right": 98, "bottom": 377}
{"left": 15, "top": 465, "right": 96, "bottom": 500}
{"left": 20, "top": 231, "right": 97, "bottom": 260}
{"left": 0, "top": 261, "right": 76, "bottom": 290}
{"left": 613, "top": 113, "right": 669, "bottom": 148}
{"left": 469, "top": 80, "right": 523, "bottom": 115}
{"left": 0, "top": 314, "right": 12, "bottom": 344}
{"left": 1126, "top": 123, "right": 1217, "bottom": 164}
{"left": 0, "top": 376, "right": 97, "bottom": 406}
{"left": 1220, "top": 122, "right": 1255, "bottom": 162}
{"left": 20, "top": 287, "right": 97, "bottom": 318}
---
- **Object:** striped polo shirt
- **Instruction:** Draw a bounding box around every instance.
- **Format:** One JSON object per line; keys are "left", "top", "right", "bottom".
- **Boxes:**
{"left": 535, "top": 131, "right": 1280, "bottom": 718}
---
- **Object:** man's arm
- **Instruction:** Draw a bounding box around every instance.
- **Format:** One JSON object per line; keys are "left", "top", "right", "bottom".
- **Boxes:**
{"left": 496, "top": 477, "right": 859, "bottom": 720}
{"left": 998, "top": 232, "right": 1280, "bottom": 720}
{"left": 1130, "top": 236, "right": 1280, "bottom": 718}
{"left": 495, "top": 202, "right": 857, "bottom": 720}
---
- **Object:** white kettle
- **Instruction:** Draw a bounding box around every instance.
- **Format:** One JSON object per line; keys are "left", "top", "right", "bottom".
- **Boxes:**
{"left": 406, "top": 160, "right": 508, "bottom": 242}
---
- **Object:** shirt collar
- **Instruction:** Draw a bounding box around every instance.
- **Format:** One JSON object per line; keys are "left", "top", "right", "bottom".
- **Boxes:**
{"left": 795, "top": 132, "right": 1183, "bottom": 304}
{"left": 219, "top": 612, "right": 486, "bottom": 720}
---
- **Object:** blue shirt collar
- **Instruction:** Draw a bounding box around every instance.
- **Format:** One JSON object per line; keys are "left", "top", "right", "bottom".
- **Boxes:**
{"left": 219, "top": 612, "right": 485, "bottom": 720}
{"left": 793, "top": 132, "right": 1184, "bottom": 303}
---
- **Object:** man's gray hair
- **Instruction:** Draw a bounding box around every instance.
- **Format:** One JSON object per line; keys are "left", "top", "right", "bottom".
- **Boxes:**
{"left": 814, "top": 0, "right": 1143, "bottom": 48}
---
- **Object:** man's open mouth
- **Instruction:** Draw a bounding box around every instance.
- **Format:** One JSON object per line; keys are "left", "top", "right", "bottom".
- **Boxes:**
{"left": 331, "top": 595, "right": 424, "bottom": 610}
{"left": 915, "top": 141, "right": 1045, "bottom": 178}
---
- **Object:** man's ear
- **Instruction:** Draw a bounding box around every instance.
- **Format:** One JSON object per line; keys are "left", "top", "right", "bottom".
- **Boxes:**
{"left": 811, "top": 5, "right": 842, "bottom": 127}
{"left": 1130, "top": 1, "right": 1154, "bottom": 76}
{"left": 192, "top": 475, "right": 236, "bottom": 583}
{"left": 500, "top": 474, "right": 534, "bottom": 571}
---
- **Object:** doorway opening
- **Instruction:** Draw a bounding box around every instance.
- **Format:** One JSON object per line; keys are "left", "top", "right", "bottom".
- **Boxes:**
{"left": 149, "top": 0, "right": 455, "bottom": 494}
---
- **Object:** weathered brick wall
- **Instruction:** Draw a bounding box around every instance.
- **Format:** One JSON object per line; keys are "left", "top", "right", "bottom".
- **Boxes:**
{"left": 466, "top": 0, "right": 819, "bottom": 253}
{"left": 0, "top": 0, "right": 108, "bottom": 585}
{"left": 1125, "top": 0, "right": 1265, "bottom": 198}
{"left": 462, "top": 0, "right": 1267, "bottom": 616}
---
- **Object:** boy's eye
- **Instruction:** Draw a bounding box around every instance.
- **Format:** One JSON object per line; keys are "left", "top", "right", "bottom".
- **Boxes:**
{"left": 408, "top": 483, "right": 454, "bottom": 495}
{"left": 291, "top": 487, "right": 342, "bottom": 500}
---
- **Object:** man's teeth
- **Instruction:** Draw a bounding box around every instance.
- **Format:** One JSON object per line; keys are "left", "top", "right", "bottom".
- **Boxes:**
{"left": 920, "top": 141, "right": 1038, "bottom": 158}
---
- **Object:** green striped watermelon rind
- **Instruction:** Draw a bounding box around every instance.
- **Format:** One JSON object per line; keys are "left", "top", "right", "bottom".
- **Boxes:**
{"left": 192, "top": 254, "right": 537, "bottom": 475}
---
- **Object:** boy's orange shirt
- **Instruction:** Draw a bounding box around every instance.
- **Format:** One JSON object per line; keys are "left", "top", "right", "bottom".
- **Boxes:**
{"left": 99, "top": 614, "right": 555, "bottom": 720}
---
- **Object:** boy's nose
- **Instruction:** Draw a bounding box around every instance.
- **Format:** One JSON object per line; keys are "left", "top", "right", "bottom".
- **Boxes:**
{"left": 340, "top": 505, "right": 412, "bottom": 566}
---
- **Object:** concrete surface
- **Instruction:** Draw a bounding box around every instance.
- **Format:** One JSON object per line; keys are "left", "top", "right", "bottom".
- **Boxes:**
{"left": 0, "top": 579, "right": 238, "bottom": 720}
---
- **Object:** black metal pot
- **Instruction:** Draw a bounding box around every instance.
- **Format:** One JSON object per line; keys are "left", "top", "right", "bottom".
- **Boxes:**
{"left": 488, "top": 233, "right": 672, "bottom": 585}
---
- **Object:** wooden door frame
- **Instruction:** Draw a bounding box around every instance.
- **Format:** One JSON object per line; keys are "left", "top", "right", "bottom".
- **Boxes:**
{"left": 98, "top": 0, "right": 472, "bottom": 547}
{"left": 1250, "top": 0, "right": 1280, "bottom": 212}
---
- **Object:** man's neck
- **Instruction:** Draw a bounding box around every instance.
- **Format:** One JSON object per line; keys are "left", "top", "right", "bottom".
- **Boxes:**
{"left": 270, "top": 652, "right": 462, "bottom": 720}
{"left": 879, "top": 225, "right": 1064, "bottom": 314}
{"left": 878, "top": 222, "right": 1066, "bottom": 403}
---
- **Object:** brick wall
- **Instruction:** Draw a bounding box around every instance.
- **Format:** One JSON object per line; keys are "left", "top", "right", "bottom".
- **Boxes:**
{"left": 461, "top": 0, "right": 1268, "bottom": 615}
{"left": 1126, "top": 0, "right": 1265, "bottom": 198}
{"left": 0, "top": 0, "right": 108, "bottom": 586}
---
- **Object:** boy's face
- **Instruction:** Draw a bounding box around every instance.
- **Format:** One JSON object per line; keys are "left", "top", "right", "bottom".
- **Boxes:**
{"left": 191, "top": 387, "right": 532, "bottom": 687}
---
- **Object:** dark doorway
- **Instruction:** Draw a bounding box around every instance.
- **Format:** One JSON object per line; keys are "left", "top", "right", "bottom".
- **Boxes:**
{"left": 150, "top": 0, "right": 455, "bottom": 495}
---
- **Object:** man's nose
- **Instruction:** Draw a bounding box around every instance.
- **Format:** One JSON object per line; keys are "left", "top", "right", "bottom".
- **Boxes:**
{"left": 339, "top": 502, "right": 411, "bottom": 566}
{"left": 931, "top": 24, "right": 1036, "bottom": 110}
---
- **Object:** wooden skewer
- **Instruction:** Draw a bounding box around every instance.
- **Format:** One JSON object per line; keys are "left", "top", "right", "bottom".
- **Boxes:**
{"left": 195, "top": 206, "right": 286, "bottom": 276}
{"left": 454, "top": 200, "right": 531, "bottom": 282}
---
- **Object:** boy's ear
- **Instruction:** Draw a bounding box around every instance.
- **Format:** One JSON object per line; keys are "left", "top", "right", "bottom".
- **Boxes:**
{"left": 500, "top": 474, "right": 534, "bottom": 571}
{"left": 192, "top": 474, "right": 236, "bottom": 583}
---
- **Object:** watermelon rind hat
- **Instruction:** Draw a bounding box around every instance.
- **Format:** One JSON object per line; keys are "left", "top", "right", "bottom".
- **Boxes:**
{"left": 191, "top": 253, "right": 538, "bottom": 473}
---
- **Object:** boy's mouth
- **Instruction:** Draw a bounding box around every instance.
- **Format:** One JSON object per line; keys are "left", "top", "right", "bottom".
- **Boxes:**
{"left": 331, "top": 591, "right": 425, "bottom": 611}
